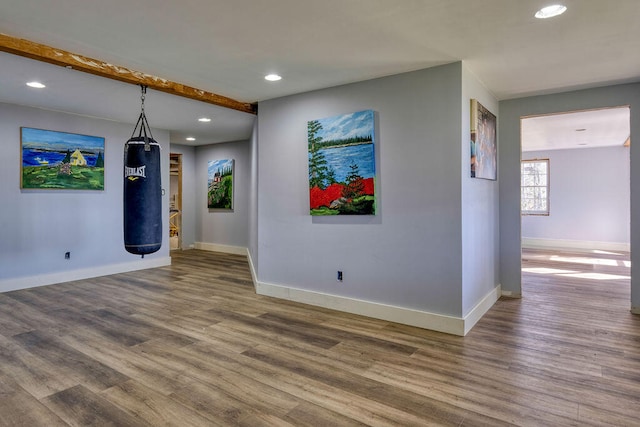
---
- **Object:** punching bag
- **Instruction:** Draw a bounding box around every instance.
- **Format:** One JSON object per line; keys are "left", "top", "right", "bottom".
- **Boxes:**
{"left": 124, "top": 85, "right": 162, "bottom": 256}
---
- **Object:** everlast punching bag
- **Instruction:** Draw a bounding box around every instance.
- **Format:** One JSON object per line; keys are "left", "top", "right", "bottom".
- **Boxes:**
{"left": 124, "top": 85, "right": 162, "bottom": 256}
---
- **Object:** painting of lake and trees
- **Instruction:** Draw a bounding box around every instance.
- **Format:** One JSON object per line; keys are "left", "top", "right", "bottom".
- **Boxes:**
{"left": 21, "top": 127, "right": 105, "bottom": 190}
{"left": 308, "top": 110, "right": 376, "bottom": 215}
{"left": 208, "top": 159, "right": 233, "bottom": 209}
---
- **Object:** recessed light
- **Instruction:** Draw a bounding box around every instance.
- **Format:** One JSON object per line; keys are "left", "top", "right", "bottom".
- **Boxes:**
{"left": 186, "top": 137, "right": 196, "bottom": 141}
{"left": 264, "top": 74, "right": 282, "bottom": 82}
{"left": 26, "top": 81, "right": 46, "bottom": 88}
{"left": 198, "top": 117, "right": 211, "bottom": 122}
{"left": 535, "top": 5, "right": 567, "bottom": 19}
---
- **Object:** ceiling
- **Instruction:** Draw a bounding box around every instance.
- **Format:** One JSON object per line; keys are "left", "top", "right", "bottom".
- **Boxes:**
{"left": 521, "top": 107, "right": 630, "bottom": 152}
{"left": 1, "top": 0, "right": 639, "bottom": 146}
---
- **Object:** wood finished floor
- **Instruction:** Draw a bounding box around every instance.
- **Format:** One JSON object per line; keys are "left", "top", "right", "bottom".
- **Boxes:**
{"left": 0, "top": 248, "right": 638, "bottom": 426}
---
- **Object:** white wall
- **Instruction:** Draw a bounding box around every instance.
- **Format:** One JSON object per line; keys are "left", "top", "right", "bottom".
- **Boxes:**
{"left": 499, "top": 83, "right": 640, "bottom": 312}
{"left": 0, "top": 102, "right": 171, "bottom": 291}
{"left": 195, "top": 139, "right": 251, "bottom": 251}
{"left": 461, "top": 64, "right": 500, "bottom": 317}
{"left": 257, "top": 63, "right": 465, "bottom": 322}
{"left": 522, "top": 146, "right": 630, "bottom": 249}
{"left": 169, "top": 144, "right": 196, "bottom": 249}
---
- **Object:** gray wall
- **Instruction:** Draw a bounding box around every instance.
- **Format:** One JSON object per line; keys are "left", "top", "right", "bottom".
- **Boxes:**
{"left": 195, "top": 139, "right": 251, "bottom": 248}
{"left": 499, "top": 83, "right": 640, "bottom": 311}
{"left": 257, "top": 63, "right": 467, "bottom": 317}
{"left": 248, "top": 119, "right": 259, "bottom": 267}
{"left": 522, "top": 146, "right": 630, "bottom": 246}
{"left": 461, "top": 64, "right": 500, "bottom": 315}
{"left": 169, "top": 144, "right": 196, "bottom": 248}
{"left": 0, "top": 102, "right": 170, "bottom": 286}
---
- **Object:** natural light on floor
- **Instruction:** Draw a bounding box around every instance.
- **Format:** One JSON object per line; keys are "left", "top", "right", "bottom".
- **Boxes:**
{"left": 523, "top": 268, "right": 630, "bottom": 280}
{"left": 522, "top": 267, "right": 578, "bottom": 275}
{"left": 592, "top": 249, "right": 623, "bottom": 256}
{"left": 549, "top": 255, "right": 628, "bottom": 267}
{"left": 558, "top": 272, "right": 630, "bottom": 280}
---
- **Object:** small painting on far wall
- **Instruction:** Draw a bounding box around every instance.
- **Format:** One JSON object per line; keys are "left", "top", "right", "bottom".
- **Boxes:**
{"left": 470, "top": 99, "right": 497, "bottom": 180}
{"left": 207, "top": 159, "right": 234, "bottom": 209}
{"left": 21, "top": 127, "right": 105, "bottom": 190}
{"left": 308, "top": 109, "right": 376, "bottom": 215}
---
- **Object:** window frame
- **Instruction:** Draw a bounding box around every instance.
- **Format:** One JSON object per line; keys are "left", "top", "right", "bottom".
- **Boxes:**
{"left": 521, "top": 158, "right": 550, "bottom": 216}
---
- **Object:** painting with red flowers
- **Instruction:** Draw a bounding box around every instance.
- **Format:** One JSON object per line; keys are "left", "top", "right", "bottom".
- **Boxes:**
{"left": 308, "top": 110, "right": 376, "bottom": 215}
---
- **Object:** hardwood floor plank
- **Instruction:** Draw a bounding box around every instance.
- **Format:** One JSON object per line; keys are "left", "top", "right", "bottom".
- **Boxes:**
{"left": 0, "top": 334, "right": 78, "bottom": 399}
{"left": 283, "top": 402, "right": 370, "bottom": 427}
{"left": 0, "top": 248, "right": 638, "bottom": 425}
{"left": 43, "top": 384, "right": 152, "bottom": 427}
{"left": 169, "top": 376, "right": 298, "bottom": 426}
{"left": 241, "top": 344, "right": 506, "bottom": 426}
{"left": 131, "top": 339, "right": 301, "bottom": 418}
{"left": 0, "top": 293, "right": 66, "bottom": 334}
{"left": 207, "top": 307, "right": 342, "bottom": 349}
{"left": 101, "top": 380, "right": 220, "bottom": 427}
{"left": 11, "top": 330, "right": 129, "bottom": 392}
{"left": 259, "top": 311, "right": 418, "bottom": 356}
{"left": 184, "top": 342, "right": 441, "bottom": 426}
{"left": 0, "top": 374, "right": 68, "bottom": 427}
{"left": 56, "top": 327, "right": 197, "bottom": 396}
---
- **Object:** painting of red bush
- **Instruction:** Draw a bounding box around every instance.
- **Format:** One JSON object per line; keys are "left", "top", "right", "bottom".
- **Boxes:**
{"left": 308, "top": 110, "right": 376, "bottom": 215}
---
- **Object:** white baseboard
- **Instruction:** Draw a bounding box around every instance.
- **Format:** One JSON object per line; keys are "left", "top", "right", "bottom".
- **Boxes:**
{"left": 194, "top": 242, "right": 247, "bottom": 255}
{"left": 500, "top": 290, "right": 522, "bottom": 298}
{"left": 255, "top": 281, "right": 501, "bottom": 336}
{"left": 463, "top": 285, "right": 502, "bottom": 335}
{"left": 246, "top": 249, "right": 258, "bottom": 291}
{"left": 0, "top": 256, "right": 171, "bottom": 293}
{"left": 522, "top": 237, "right": 630, "bottom": 253}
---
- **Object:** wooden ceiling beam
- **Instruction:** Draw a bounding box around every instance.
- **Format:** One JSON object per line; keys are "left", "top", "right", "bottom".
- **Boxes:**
{"left": 0, "top": 33, "right": 256, "bottom": 115}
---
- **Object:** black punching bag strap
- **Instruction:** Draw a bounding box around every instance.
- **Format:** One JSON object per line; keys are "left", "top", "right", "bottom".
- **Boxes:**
{"left": 130, "top": 85, "right": 154, "bottom": 152}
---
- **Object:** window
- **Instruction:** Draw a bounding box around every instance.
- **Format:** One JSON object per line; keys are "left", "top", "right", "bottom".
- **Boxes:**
{"left": 521, "top": 159, "right": 549, "bottom": 215}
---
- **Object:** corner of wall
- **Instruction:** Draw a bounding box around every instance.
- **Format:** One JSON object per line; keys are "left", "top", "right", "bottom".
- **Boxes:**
{"left": 254, "top": 280, "right": 467, "bottom": 336}
{"left": 462, "top": 284, "right": 501, "bottom": 335}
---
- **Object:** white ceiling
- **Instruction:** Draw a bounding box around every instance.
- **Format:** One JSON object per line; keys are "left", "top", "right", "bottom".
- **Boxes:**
{"left": 521, "top": 107, "right": 630, "bottom": 152}
{"left": 1, "top": 0, "right": 639, "bottom": 145}
{"left": 0, "top": 52, "right": 256, "bottom": 145}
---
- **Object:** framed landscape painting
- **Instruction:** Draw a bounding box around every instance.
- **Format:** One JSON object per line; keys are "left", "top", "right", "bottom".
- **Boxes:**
{"left": 308, "top": 109, "right": 376, "bottom": 215}
{"left": 470, "top": 99, "right": 497, "bottom": 180}
{"left": 21, "top": 127, "right": 105, "bottom": 190}
{"left": 207, "top": 159, "right": 233, "bottom": 209}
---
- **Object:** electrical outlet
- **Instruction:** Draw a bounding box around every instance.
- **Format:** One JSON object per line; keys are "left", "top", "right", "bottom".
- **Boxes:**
{"left": 337, "top": 270, "right": 343, "bottom": 282}
{"left": 65, "top": 252, "right": 70, "bottom": 259}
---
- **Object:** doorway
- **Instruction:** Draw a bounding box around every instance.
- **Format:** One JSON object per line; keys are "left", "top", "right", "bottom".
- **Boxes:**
{"left": 520, "top": 106, "right": 631, "bottom": 294}
{"left": 170, "top": 153, "right": 182, "bottom": 250}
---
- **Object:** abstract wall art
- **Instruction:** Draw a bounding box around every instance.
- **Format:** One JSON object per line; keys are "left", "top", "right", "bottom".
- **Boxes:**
{"left": 21, "top": 127, "right": 105, "bottom": 190}
{"left": 308, "top": 110, "right": 376, "bottom": 215}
